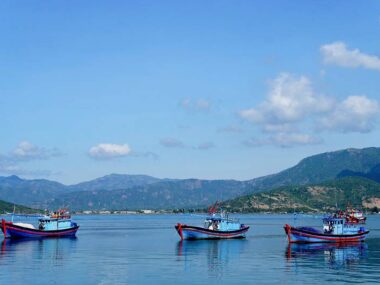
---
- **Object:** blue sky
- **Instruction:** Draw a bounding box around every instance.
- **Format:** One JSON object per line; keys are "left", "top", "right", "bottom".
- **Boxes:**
{"left": 1, "top": 1, "right": 380, "bottom": 184}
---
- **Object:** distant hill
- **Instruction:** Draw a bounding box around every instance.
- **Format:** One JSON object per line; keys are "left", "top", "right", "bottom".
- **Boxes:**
{"left": 1, "top": 147, "right": 380, "bottom": 211}
{"left": 221, "top": 177, "right": 380, "bottom": 213}
{"left": 245, "top": 147, "right": 380, "bottom": 192}
{"left": 50, "top": 179, "right": 247, "bottom": 210}
{"left": 0, "top": 174, "right": 168, "bottom": 208}
{"left": 68, "top": 173, "right": 165, "bottom": 192}
{"left": 0, "top": 198, "right": 42, "bottom": 214}
{"left": 0, "top": 175, "right": 66, "bottom": 209}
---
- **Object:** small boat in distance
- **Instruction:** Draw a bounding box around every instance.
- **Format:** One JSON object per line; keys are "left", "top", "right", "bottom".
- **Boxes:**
{"left": 175, "top": 202, "right": 249, "bottom": 240}
{"left": 345, "top": 208, "right": 366, "bottom": 224}
{"left": 284, "top": 210, "right": 369, "bottom": 243}
{"left": 1, "top": 209, "right": 79, "bottom": 239}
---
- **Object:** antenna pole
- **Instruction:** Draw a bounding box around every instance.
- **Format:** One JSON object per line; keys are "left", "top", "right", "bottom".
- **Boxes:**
{"left": 11, "top": 205, "right": 15, "bottom": 222}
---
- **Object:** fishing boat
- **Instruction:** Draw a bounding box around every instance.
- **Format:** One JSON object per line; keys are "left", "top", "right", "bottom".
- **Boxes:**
{"left": 284, "top": 211, "right": 369, "bottom": 243}
{"left": 1, "top": 209, "right": 79, "bottom": 239}
{"left": 175, "top": 202, "right": 249, "bottom": 240}
{"left": 345, "top": 208, "right": 366, "bottom": 224}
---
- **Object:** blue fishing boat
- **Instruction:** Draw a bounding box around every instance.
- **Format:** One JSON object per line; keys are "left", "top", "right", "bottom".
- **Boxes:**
{"left": 284, "top": 211, "right": 369, "bottom": 243}
{"left": 1, "top": 209, "right": 79, "bottom": 239}
{"left": 175, "top": 203, "right": 249, "bottom": 240}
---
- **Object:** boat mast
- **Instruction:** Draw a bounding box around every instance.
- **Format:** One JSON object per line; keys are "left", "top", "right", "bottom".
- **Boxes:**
{"left": 11, "top": 205, "right": 15, "bottom": 222}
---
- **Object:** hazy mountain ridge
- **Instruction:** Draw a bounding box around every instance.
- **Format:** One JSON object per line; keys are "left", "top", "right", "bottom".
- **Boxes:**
{"left": 1, "top": 147, "right": 380, "bottom": 210}
{"left": 0, "top": 173, "right": 172, "bottom": 208}
{"left": 67, "top": 173, "right": 166, "bottom": 192}
{"left": 50, "top": 179, "right": 247, "bottom": 210}
{"left": 0, "top": 175, "right": 66, "bottom": 209}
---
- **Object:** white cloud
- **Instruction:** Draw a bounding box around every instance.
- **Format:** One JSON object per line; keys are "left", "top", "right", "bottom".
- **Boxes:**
{"left": 239, "top": 73, "right": 333, "bottom": 130}
{"left": 12, "top": 141, "right": 61, "bottom": 160}
{"left": 159, "top": 139, "right": 215, "bottom": 150}
{"left": 195, "top": 99, "right": 211, "bottom": 111}
{"left": 271, "top": 133, "right": 322, "bottom": 147}
{"left": 321, "top": 41, "right": 380, "bottom": 71}
{"left": 159, "top": 138, "right": 184, "bottom": 148}
{"left": 0, "top": 161, "right": 53, "bottom": 177}
{"left": 318, "top": 95, "right": 380, "bottom": 133}
{"left": 239, "top": 72, "right": 380, "bottom": 147}
{"left": 180, "top": 98, "right": 191, "bottom": 109}
{"left": 0, "top": 163, "right": 20, "bottom": 173}
{"left": 131, "top": 151, "right": 159, "bottom": 160}
{"left": 180, "top": 98, "right": 211, "bottom": 112}
{"left": 89, "top": 143, "right": 132, "bottom": 159}
{"left": 217, "top": 125, "right": 244, "bottom": 134}
{"left": 0, "top": 141, "right": 60, "bottom": 177}
{"left": 244, "top": 133, "right": 322, "bottom": 148}
{"left": 195, "top": 142, "right": 215, "bottom": 150}
{"left": 13, "top": 141, "right": 41, "bottom": 158}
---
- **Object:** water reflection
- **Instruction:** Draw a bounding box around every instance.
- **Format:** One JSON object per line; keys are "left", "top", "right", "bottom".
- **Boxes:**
{"left": 1, "top": 238, "right": 77, "bottom": 265}
{"left": 176, "top": 239, "right": 247, "bottom": 278}
{"left": 285, "top": 242, "right": 368, "bottom": 269}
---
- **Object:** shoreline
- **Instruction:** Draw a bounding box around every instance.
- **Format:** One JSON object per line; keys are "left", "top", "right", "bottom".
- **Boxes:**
{"left": 71, "top": 210, "right": 380, "bottom": 216}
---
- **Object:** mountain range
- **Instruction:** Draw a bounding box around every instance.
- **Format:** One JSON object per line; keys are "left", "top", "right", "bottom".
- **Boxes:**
{"left": 0, "top": 147, "right": 380, "bottom": 211}
{"left": 221, "top": 176, "right": 380, "bottom": 213}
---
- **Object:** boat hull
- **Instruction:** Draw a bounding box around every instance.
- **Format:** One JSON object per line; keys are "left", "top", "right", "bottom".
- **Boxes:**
{"left": 284, "top": 224, "right": 369, "bottom": 243}
{"left": 175, "top": 224, "right": 249, "bottom": 240}
{"left": 1, "top": 220, "right": 79, "bottom": 239}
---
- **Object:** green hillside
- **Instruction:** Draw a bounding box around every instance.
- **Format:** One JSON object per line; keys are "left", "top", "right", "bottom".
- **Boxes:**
{"left": 245, "top": 147, "right": 380, "bottom": 192}
{"left": 222, "top": 177, "right": 380, "bottom": 213}
{"left": 0, "top": 199, "right": 42, "bottom": 214}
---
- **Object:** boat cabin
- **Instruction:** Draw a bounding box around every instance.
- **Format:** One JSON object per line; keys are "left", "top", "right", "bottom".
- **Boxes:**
{"left": 38, "top": 216, "right": 76, "bottom": 231}
{"left": 204, "top": 217, "right": 241, "bottom": 231}
{"left": 323, "top": 217, "right": 365, "bottom": 235}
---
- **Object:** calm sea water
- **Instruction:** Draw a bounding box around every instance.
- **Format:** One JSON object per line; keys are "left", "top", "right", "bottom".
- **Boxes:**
{"left": 0, "top": 214, "right": 379, "bottom": 284}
